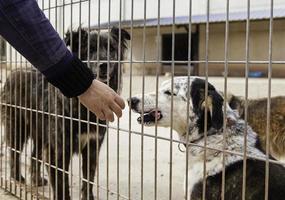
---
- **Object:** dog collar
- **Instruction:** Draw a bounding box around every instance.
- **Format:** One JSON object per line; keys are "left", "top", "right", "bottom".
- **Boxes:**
{"left": 179, "top": 127, "right": 223, "bottom": 152}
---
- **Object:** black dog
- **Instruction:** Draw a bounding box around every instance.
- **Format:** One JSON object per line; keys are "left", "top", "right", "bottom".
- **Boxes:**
{"left": 1, "top": 27, "right": 130, "bottom": 200}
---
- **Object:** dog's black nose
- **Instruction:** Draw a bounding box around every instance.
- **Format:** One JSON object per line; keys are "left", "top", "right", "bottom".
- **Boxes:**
{"left": 127, "top": 97, "right": 140, "bottom": 109}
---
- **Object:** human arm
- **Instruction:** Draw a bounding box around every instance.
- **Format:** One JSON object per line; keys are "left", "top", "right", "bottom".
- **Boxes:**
{"left": 0, "top": 0, "right": 124, "bottom": 121}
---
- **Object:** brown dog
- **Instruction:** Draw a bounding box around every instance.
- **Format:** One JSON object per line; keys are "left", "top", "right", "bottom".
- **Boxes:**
{"left": 227, "top": 94, "right": 285, "bottom": 161}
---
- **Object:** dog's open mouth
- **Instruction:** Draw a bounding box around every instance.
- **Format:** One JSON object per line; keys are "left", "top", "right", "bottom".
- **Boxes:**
{"left": 137, "top": 110, "right": 162, "bottom": 125}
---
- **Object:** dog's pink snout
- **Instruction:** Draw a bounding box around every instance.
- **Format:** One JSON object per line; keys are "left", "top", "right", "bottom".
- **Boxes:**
{"left": 127, "top": 97, "right": 140, "bottom": 109}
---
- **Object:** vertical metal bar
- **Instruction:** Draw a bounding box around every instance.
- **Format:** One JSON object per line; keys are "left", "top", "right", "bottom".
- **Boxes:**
{"left": 78, "top": 0, "right": 82, "bottom": 199}
{"left": 3, "top": 44, "right": 7, "bottom": 191}
{"left": 17, "top": 38, "right": 23, "bottom": 200}
{"left": 221, "top": 1, "right": 229, "bottom": 199}
{"left": 69, "top": 1, "right": 74, "bottom": 199}
{"left": 202, "top": 0, "right": 210, "bottom": 199}
{"left": 265, "top": 0, "right": 273, "bottom": 199}
{"left": 29, "top": 44, "right": 33, "bottom": 200}
{"left": 169, "top": 0, "right": 176, "bottom": 199}
{"left": 184, "top": 0, "right": 192, "bottom": 198}
{"left": 3, "top": 46, "right": 6, "bottom": 191}
{"left": 40, "top": 1, "right": 46, "bottom": 197}
{"left": 128, "top": 0, "right": 134, "bottom": 199}
{"left": 13, "top": 41, "right": 18, "bottom": 197}
{"left": 117, "top": 0, "right": 122, "bottom": 199}
{"left": 9, "top": 48, "right": 12, "bottom": 194}
{"left": 40, "top": 55, "right": 45, "bottom": 197}
{"left": 154, "top": 0, "right": 160, "bottom": 199}
{"left": 141, "top": 0, "right": 147, "bottom": 199}
{"left": 96, "top": 0, "right": 101, "bottom": 199}
{"left": 47, "top": 84, "right": 51, "bottom": 200}
{"left": 54, "top": 76, "right": 59, "bottom": 200}
{"left": 47, "top": 1, "right": 52, "bottom": 199}
{"left": 87, "top": 1, "right": 91, "bottom": 199}
{"left": 35, "top": 26, "right": 39, "bottom": 199}
{"left": 4, "top": 44, "right": 11, "bottom": 192}
{"left": 8, "top": 44, "right": 12, "bottom": 194}
{"left": 13, "top": 51, "right": 18, "bottom": 196}
{"left": 106, "top": 0, "right": 111, "bottom": 199}
{"left": 52, "top": 90, "right": 58, "bottom": 199}
{"left": 24, "top": 41, "right": 29, "bottom": 200}
{"left": 3, "top": 47, "right": 6, "bottom": 191}
{"left": 3, "top": 45, "right": 7, "bottom": 191}
{"left": 11, "top": 44, "right": 15, "bottom": 196}
{"left": 242, "top": 0, "right": 250, "bottom": 199}
{"left": 0, "top": 40, "right": 4, "bottom": 190}
{"left": 62, "top": 2, "right": 66, "bottom": 200}
{"left": 20, "top": 52, "right": 24, "bottom": 200}
{"left": 54, "top": 1, "right": 59, "bottom": 199}
{"left": 2, "top": 41, "right": 5, "bottom": 191}
{"left": 2, "top": 42, "right": 5, "bottom": 190}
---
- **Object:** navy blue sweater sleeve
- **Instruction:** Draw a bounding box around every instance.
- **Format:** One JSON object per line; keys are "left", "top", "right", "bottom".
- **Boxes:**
{"left": 0, "top": 0, "right": 94, "bottom": 97}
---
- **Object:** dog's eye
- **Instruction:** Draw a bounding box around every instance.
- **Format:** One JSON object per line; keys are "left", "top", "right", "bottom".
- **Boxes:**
{"left": 164, "top": 91, "right": 177, "bottom": 96}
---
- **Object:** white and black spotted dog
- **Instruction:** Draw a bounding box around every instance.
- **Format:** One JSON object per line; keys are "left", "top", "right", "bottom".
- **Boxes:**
{"left": 128, "top": 77, "right": 285, "bottom": 200}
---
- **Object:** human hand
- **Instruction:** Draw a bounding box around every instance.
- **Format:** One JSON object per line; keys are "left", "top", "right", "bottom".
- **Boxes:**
{"left": 78, "top": 79, "right": 125, "bottom": 122}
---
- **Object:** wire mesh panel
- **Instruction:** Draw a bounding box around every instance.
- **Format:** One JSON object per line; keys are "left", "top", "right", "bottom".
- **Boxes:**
{"left": 1, "top": 0, "right": 285, "bottom": 200}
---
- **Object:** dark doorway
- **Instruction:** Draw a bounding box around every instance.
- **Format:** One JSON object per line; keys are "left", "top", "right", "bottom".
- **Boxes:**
{"left": 162, "top": 32, "right": 198, "bottom": 64}
{"left": 161, "top": 31, "right": 199, "bottom": 75}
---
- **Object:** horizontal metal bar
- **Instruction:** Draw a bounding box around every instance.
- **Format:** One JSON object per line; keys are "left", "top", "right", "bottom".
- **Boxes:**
{"left": 3, "top": 60, "right": 285, "bottom": 65}
{"left": 42, "top": 0, "right": 89, "bottom": 11}
{"left": 2, "top": 102, "right": 284, "bottom": 167}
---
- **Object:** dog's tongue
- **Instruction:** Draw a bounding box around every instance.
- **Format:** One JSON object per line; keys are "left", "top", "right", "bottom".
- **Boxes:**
{"left": 137, "top": 110, "right": 161, "bottom": 123}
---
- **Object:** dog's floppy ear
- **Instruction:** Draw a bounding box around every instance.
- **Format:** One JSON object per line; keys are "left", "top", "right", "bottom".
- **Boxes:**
{"left": 64, "top": 28, "right": 88, "bottom": 59}
{"left": 191, "top": 78, "right": 224, "bottom": 131}
{"left": 111, "top": 27, "right": 130, "bottom": 58}
{"left": 207, "top": 90, "right": 224, "bottom": 130}
{"left": 111, "top": 27, "right": 131, "bottom": 42}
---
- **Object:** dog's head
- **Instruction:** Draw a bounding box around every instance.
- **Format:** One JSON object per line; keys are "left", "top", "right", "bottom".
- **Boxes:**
{"left": 64, "top": 27, "right": 130, "bottom": 92}
{"left": 129, "top": 77, "right": 224, "bottom": 142}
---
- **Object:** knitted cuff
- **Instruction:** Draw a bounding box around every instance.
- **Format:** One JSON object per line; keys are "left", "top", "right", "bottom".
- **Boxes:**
{"left": 43, "top": 52, "right": 95, "bottom": 98}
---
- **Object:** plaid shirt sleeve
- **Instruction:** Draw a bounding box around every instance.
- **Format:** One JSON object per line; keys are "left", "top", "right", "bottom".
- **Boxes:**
{"left": 0, "top": 0, "right": 94, "bottom": 97}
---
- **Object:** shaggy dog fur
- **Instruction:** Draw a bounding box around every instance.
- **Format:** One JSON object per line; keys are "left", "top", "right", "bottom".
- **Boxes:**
{"left": 1, "top": 27, "right": 130, "bottom": 200}
{"left": 129, "top": 77, "right": 285, "bottom": 200}
{"left": 227, "top": 94, "right": 285, "bottom": 161}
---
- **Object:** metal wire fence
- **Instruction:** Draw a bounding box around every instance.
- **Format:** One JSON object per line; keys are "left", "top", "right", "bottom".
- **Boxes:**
{"left": 0, "top": 0, "right": 285, "bottom": 200}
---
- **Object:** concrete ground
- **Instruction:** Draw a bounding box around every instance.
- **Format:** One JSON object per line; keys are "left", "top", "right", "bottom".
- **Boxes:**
{"left": 1, "top": 75, "right": 285, "bottom": 199}
{"left": 0, "top": 189, "right": 18, "bottom": 200}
